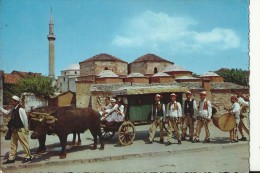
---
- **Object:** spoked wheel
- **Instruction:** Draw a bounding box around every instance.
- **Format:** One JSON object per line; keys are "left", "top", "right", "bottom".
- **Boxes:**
{"left": 101, "top": 127, "right": 115, "bottom": 140}
{"left": 118, "top": 121, "right": 135, "bottom": 146}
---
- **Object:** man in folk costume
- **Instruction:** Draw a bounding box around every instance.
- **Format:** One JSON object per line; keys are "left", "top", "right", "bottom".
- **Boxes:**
{"left": 193, "top": 91, "right": 212, "bottom": 143}
{"left": 181, "top": 91, "right": 197, "bottom": 141}
{"left": 226, "top": 96, "right": 240, "bottom": 143}
{"left": 99, "top": 96, "right": 112, "bottom": 118}
{"left": 146, "top": 94, "right": 165, "bottom": 144}
{"left": 238, "top": 94, "right": 249, "bottom": 141}
{"left": 0, "top": 96, "right": 32, "bottom": 164}
{"left": 165, "top": 93, "right": 182, "bottom": 145}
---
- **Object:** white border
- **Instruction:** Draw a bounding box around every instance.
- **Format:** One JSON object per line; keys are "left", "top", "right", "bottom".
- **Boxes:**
{"left": 249, "top": 0, "right": 260, "bottom": 171}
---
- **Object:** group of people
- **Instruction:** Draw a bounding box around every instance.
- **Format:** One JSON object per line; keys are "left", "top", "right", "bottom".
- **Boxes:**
{"left": 0, "top": 92, "right": 249, "bottom": 164}
{"left": 146, "top": 91, "right": 249, "bottom": 145}
{"left": 99, "top": 97, "right": 125, "bottom": 123}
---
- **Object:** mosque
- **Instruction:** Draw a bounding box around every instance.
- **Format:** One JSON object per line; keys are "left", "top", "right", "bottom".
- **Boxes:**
{"left": 47, "top": 13, "right": 248, "bottom": 112}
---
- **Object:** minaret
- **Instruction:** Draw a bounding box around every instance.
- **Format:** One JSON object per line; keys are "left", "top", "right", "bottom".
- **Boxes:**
{"left": 48, "top": 9, "right": 56, "bottom": 78}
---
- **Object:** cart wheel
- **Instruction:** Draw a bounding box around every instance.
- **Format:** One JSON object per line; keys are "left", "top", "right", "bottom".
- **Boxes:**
{"left": 101, "top": 127, "right": 115, "bottom": 140}
{"left": 118, "top": 121, "right": 135, "bottom": 146}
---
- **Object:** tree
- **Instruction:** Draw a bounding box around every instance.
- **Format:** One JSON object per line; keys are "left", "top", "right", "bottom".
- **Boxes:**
{"left": 215, "top": 68, "right": 249, "bottom": 86}
{"left": 15, "top": 76, "right": 57, "bottom": 99}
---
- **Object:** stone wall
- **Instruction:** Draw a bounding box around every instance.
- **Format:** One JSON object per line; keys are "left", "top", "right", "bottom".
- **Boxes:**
{"left": 80, "top": 61, "right": 95, "bottom": 76}
{"left": 76, "top": 82, "right": 93, "bottom": 108}
{"left": 95, "top": 61, "right": 128, "bottom": 76}
{"left": 200, "top": 76, "right": 224, "bottom": 82}
{"left": 95, "top": 78, "right": 123, "bottom": 84}
{"left": 166, "top": 71, "right": 193, "bottom": 78}
{"left": 130, "top": 62, "right": 172, "bottom": 76}
{"left": 80, "top": 61, "right": 128, "bottom": 76}
{"left": 150, "top": 76, "right": 175, "bottom": 83}
{"left": 124, "top": 77, "right": 149, "bottom": 84}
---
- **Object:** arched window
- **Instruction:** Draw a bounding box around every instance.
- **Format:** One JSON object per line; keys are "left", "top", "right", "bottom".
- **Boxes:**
{"left": 104, "top": 67, "right": 108, "bottom": 70}
{"left": 154, "top": 67, "right": 158, "bottom": 74}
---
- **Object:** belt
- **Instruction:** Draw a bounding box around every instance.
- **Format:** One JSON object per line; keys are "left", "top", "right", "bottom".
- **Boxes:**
{"left": 197, "top": 117, "right": 207, "bottom": 121}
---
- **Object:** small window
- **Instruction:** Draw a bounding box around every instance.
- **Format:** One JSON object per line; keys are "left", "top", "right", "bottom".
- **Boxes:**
{"left": 75, "top": 71, "right": 77, "bottom": 74}
{"left": 154, "top": 67, "right": 158, "bottom": 74}
{"left": 104, "top": 67, "right": 108, "bottom": 70}
{"left": 63, "top": 78, "right": 65, "bottom": 82}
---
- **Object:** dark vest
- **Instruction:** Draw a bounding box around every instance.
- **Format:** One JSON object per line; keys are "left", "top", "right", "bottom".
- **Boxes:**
{"left": 184, "top": 99, "right": 194, "bottom": 115}
{"left": 11, "top": 105, "right": 24, "bottom": 128}
{"left": 153, "top": 102, "right": 164, "bottom": 117}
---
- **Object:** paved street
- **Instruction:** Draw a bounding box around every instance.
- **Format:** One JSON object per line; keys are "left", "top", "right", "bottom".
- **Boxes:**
{"left": 13, "top": 143, "right": 249, "bottom": 173}
{"left": 1, "top": 123, "right": 249, "bottom": 172}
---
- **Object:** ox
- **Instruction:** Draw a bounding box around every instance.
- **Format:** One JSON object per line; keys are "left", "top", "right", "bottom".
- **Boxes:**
{"left": 30, "top": 107, "right": 104, "bottom": 159}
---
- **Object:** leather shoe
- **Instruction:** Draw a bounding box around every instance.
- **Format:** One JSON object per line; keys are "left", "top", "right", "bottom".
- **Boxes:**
{"left": 192, "top": 138, "right": 200, "bottom": 143}
{"left": 145, "top": 140, "right": 153, "bottom": 144}
{"left": 165, "top": 141, "right": 171, "bottom": 146}
{"left": 3, "top": 159, "right": 15, "bottom": 164}
{"left": 159, "top": 139, "right": 164, "bottom": 144}
{"left": 240, "top": 137, "right": 247, "bottom": 141}
{"left": 204, "top": 138, "right": 210, "bottom": 143}
{"left": 188, "top": 137, "right": 193, "bottom": 141}
{"left": 22, "top": 157, "right": 32, "bottom": 163}
{"left": 178, "top": 140, "right": 182, "bottom": 144}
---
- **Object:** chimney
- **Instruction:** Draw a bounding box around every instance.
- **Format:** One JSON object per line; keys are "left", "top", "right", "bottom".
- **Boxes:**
{"left": 202, "top": 79, "right": 211, "bottom": 91}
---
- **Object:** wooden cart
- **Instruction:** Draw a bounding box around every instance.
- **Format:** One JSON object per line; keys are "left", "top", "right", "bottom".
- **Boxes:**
{"left": 99, "top": 85, "right": 188, "bottom": 146}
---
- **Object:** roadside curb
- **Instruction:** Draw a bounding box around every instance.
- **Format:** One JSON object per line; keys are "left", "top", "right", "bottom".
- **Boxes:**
{"left": 1, "top": 142, "right": 247, "bottom": 171}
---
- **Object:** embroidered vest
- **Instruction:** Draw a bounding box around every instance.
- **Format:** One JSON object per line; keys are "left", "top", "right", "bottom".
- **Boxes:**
{"left": 153, "top": 102, "right": 164, "bottom": 117}
{"left": 12, "top": 105, "right": 24, "bottom": 128}
{"left": 184, "top": 99, "right": 194, "bottom": 115}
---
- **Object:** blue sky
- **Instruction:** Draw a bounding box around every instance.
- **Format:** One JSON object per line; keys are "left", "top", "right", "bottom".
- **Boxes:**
{"left": 0, "top": 0, "right": 249, "bottom": 76}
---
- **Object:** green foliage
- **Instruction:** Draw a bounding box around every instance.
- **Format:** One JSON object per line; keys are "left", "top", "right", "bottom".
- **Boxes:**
{"left": 15, "top": 76, "right": 57, "bottom": 99}
{"left": 215, "top": 68, "right": 249, "bottom": 86}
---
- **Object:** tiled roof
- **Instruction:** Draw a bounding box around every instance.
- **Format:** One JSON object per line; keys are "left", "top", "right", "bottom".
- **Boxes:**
{"left": 80, "top": 53, "right": 127, "bottom": 63}
{"left": 175, "top": 76, "right": 200, "bottom": 80}
{"left": 152, "top": 72, "right": 171, "bottom": 77}
{"left": 97, "top": 70, "right": 119, "bottom": 78}
{"left": 4, "top": 74, "right": 20, "bottom": 84}
{"left": 131, "top": 53, "right": 173, "bottom": 64}
{"left": 127, "top": 73, "right": 145, "bottom": 78}
{"left": 3, "top": 71, "right": 41, "bottom": 84}
{"left": 11, "top": 71, "right": 41, "bottom": 77}
{"left": 163, "top": 64, "right": 189, "bottom": 72}
{"left": 200, "top": 71, "right": 220, "bottom": 77}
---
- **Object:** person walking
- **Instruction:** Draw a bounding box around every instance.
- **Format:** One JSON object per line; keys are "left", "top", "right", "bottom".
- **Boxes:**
{"left": 165, "top": 93, "right": 182, "bottom": 145}
{"left": 0, "top": 95, "right": 32, "bottom": 164}
{"left": 146, "top": 94, "right": 165, "bottom": 144}
{"left": 181, "top": 91, "right": 197, "bottom": 141}
{"left": 193, "top": 91, "right": 212, "bottom": 143}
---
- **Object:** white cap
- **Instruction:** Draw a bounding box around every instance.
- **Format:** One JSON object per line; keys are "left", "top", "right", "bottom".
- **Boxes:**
{"left": 200, "top": 91, "right": 207, "bottom": 95}
{"left": 12, "top": 95, "right": 20, "bottom": 102}
{"left": 170, "top": 93, "right": 176, "bottom": 97}
{"left": 155, "top": 94, "right": 161, "bottom": 98}
{"left": 186, "top": 91, "right": 192, "bottom": 94}
{"left": 110, "top": 98, "right": 116, "bottom": 103}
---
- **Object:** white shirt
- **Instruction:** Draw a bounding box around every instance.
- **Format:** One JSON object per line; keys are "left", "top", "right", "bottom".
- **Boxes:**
{"left": 166, "top": 101, "right": 182, "bottom": 118}
{"left": 197, "top": 99, "right": 212, "bottom": 119}
{"left": 238, "top": 97, "right": 249, "bottom": 106}
{"left": 106, "top": 104, "right": 125, "bottom": 122}
{"left": 0, "top": 105, "right": 29, "bottom": 129}
{"left": 230, "top": 102, "right": 241, "bottom": 123}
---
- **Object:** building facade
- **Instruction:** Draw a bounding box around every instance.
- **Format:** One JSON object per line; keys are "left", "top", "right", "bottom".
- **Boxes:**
{"left": 129, "top": 54, "right": 173, "bottom": 76}
{"left": 57, "top": 64, "right": 80, "bottom": 92}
